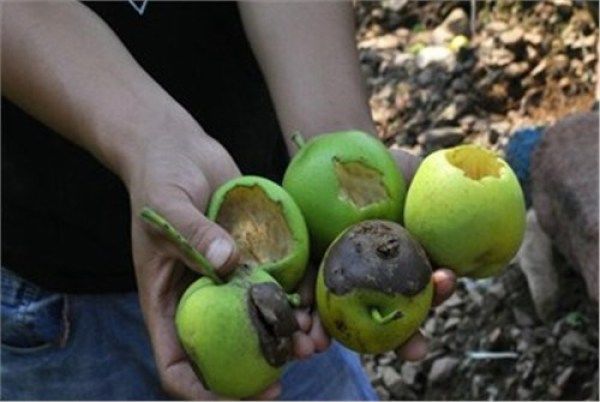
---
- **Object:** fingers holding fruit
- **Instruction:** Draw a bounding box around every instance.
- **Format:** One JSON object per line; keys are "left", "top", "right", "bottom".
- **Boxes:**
{"left": 141, "top": 176, "right": 312, "bottom": 399}
{"left": 141, "top": 130, "right": 525, "bottom": 399}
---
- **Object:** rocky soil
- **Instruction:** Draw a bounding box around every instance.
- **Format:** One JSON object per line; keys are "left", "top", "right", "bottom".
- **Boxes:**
{"left": 356, "top": 0, "right": 598, "bottom": 156}
{"left": 354, "top": 1, "right": 599, "bottom": 400}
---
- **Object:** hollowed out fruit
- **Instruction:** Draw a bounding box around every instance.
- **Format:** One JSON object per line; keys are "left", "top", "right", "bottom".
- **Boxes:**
{"left": 404, "top": 144, "right": 526, "bottom": 278}
{"left": 445, "top": 146, "right": 503, "bottom": 180}
{"left": 283, "top": 131, "right": 406, "bottom": 257}
{"left": 207, "top": 176, "right": 309, "bottom": 291}
{"left": 216, "top": 186, "right": 294, "bottom": 268}
{"left": 334, "top": 160, "right": 389, "bottom": 208}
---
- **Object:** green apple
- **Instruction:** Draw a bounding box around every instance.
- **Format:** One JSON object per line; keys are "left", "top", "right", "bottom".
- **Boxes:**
{"left": 176, "top": 268, "right": 297, "bottom": 398}
{"left": 316, "top": 220, "right": 433, "bottom": 354}
{"left": 283, "top": 131, "right": 406, "bottom": 257}
{"left": 404, "top": 144, "right": 526, "bottom": 278}
{"left": 207, "top": 176, "right": 309, "bottom": 291}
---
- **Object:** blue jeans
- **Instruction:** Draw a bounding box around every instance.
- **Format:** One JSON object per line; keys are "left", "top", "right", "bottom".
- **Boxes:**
{"left": 1, "top": 268, "right": 377, "bottom": 400}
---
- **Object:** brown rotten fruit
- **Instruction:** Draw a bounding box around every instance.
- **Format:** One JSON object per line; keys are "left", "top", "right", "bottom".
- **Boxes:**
{"left": 316, "top": 220, "right": 433, "bottom": 354}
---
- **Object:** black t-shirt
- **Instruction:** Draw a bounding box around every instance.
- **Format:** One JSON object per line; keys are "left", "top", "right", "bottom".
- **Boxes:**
{"left": 1, "top": 1, "right": 288, "bottom": 293}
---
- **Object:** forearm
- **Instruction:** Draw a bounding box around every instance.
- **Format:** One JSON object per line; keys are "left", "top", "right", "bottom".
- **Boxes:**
{"left": 239, "top": 2, "right": 375, "bottom": 154}
{"left": 1, "top": 1, "right": 197, "bottom": 184}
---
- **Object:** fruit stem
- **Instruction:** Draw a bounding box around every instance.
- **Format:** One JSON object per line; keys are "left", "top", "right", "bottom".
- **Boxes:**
{"left": 140, "top": 207, "right": 223, "bottom": 284}
{"left": 371, "top": 308, "right": 402, "bottom": 325}
{"left": 286, "top": 293, "right": 302, "bottom": 307}
{"left": 291, "top": 131, "right": 306, "bottom": 150}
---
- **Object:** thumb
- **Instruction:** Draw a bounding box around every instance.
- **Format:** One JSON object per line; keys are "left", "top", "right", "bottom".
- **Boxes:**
{"left": 160, "top": 200, "right": 239, "bottom": 278}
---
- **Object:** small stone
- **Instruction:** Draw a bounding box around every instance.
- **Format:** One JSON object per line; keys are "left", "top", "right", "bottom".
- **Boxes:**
{"left": 526, "top": 45, "right": 540, "bottom": 62}
{"left": 521, "top": 359, "right": 535, "bottom": 379}
{"left": 553, "top": 320, "right": 565, "bottom": 336}
{"left": 417, "top": 46, "right": 456, "bottom": 70}
{"left": 530, "top": 59, "right": 547, "bottom": 77}
{"left": 436, "top": 103, "right": 460, "bottom": 122}
{"left": 550, "top": 54, "right": 569, "bottom": 72}
{"left": 363, "top": 359, "right": 379, "bottom": 382}
{"left": 378, "top": 352, "right": 394, "bottom": 366}
{"left": 383, "top": 0, "right": 408, "bottom": 12}
{"left": 422, "top": 127, "right": 464, "bottom": 148}
{"left": 467, "top": 287, "right": 484, "bottom": 306}
{"left": 486, "top": 21, "right": 508, "bottom": 33}
{"left": 505, "top": 61, "right": 530, "bottom": 77}
{"left": 517, "top": 386, "right": 532, "bottom": 399}
{"left": 388, "top": 381, "right": 418, "bottom": 400}
{"left": 400, "top": 362, "right": 420, "bottom": 385}
{"left": 556, "top": 366, "right": 574, "bottom": 388}
{"left": 510, "top": 327, "right": 521, "bottom": 338}
{"left": 486, "top": 385, "right": 499, "bottom": 400}
{"left": 444, "top": 317, "right": 461, "bottom": 332}
{"left": 490, "top": 121, "right": 511, "bottom": 139}
{"left": 516, "top": 338, "right": 529, "bottom": 352}
{"left": 486, "top": 48, "right": 515, "bottom": 67}
{"left": 553, "top": 0, "right": 573, "bottom": 15}
{"left": 432, "top": 8, "right": 469, "bottom": 44}
{"left": 513, "top": 307, "right": 535, "bottom": 327}
{"left": 444, "top": 293, "right": 464, "bottom": 308}
{"left": 471, "top": 374, "right": 484, "bottom": 398}
{"left": 533, "top": 327, "right": 551, "bottom": 340}
{"left": 358, "top": 33, "right": 403, "bottom": 50}
{"left": 459, "top": 114, "right": 477, "bottom": 131}
{"left": 500, "top": 27, "right": 524, "bottom": 46}
{"left": 583, "top": 52, "right": 597, "bottom": 65}
{"left": 559, "top": 330, "right": 591, "bottom": 355}
{"left": 417, "top": 68, "right": 435, "bottom": 86}
{"left": 375, "top": 385, "right": 390, "bottom": 400}
{"left": 451, "top": 77, "right": 470, "bottom": 92}
{"left": 428, "top": 357, "right": 460, "bottom": 384}
{"left": 375, "top": 385, "right": 390, "bottom": 401}
{"left": 381, "top": 366, "right": 402, "bottom": 389}
{"left": 487, "top": 281, "right": 507, "bottom": 299}
{"left": 424, "top": 318, "right": 437, "bottom": 335}
{"left": 488, "top": 327, "right": 502, "bottom": 346}
{"left": 570, "top": 35, "right": 596, "bottom": 50}
{"left": 392, "top": 52, "right": 415, "bottom": 67}
{"left": 549, "top": 384, "right": 562, "bottom": 399}
{"left": 524, "top": 31, "right": 543, "bottom": 45}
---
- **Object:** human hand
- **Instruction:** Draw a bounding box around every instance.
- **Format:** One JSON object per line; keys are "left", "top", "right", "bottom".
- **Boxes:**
{"left": 389, "top": 148, "right": 457, "bottom": 361}
{"left": 127, "top": 115, "right": 298, "bottom": 400}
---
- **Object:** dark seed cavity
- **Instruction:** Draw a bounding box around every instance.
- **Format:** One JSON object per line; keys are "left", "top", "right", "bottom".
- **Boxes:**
{"left": 248, "top": 283, "right": 298, "bottom": 367}
{"left": 323, "top": 220, "right": 432, "bottom": 296}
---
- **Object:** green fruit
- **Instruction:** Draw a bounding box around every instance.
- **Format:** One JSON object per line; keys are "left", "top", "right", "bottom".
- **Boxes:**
{"left": 404, "top": 144, "right": 526, "bottom": 278}
{"left": 176, "top": 268, "right": 298, "bottom": 398}
{"left": 283, "top": 131, "right": 406, "bottom": 257}
{"left": 207, "top": 176, "right": 309, "bottom": 291}
{"left": 316, "top": 220, "right": 433, "bottom": 354}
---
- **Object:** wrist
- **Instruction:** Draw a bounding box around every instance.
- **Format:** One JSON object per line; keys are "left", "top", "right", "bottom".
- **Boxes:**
{"left": 88, "top": 97, "right": 202, "bottom": 187}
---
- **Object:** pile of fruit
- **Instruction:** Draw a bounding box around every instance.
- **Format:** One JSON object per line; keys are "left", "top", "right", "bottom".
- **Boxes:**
{"left": 141, "top": 131, "right": 526, "bottom": 398}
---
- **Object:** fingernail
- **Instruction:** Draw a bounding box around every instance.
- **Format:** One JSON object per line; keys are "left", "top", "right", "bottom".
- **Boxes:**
{"left": 205, "top": 238, "right": 234, "bottom": 268}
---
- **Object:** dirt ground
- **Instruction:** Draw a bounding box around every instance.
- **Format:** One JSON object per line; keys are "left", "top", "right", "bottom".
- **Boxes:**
{"left": 353, "top": 1, "right": 599, "bottom": 400}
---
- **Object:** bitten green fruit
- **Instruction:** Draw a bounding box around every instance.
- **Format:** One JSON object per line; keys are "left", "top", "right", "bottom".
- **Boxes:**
{"left": 316, "top": 220, "right": 433, "bottom": 354}
{"left": 404, "top": 144, "right": 526, "bottom": 278}
{"left": 176, "top": 268, "right": 298, "bottom": 398}
{"left": 207, "top": 176, "right": 309, "bottom": 291}
{"left": 140, "top": 201, "right": 303, "bottom": 399}
{"left": 283, "top": 131, "right": 406, "bottom": 257}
